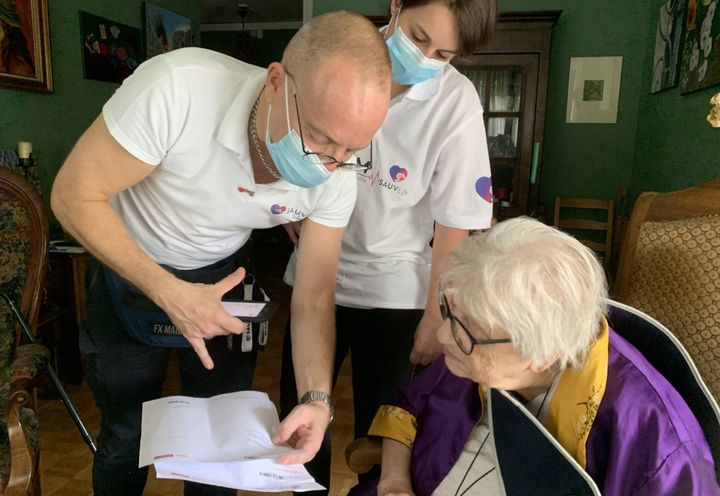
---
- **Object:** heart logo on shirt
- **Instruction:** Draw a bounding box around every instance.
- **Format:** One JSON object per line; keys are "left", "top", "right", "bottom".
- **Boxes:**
{"left": 475, "top": 176, "right": 493, "bottom": 203}
{"left": 389, "top": 165, "right": 408, "bottom": 182}
{"left": 271, "top": 204, "right": 287, "bottom": 215}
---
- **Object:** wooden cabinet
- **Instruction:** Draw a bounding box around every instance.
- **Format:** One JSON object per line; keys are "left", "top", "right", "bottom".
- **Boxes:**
{"left": 453, "top": 11, "right": 560, "bottom": 219}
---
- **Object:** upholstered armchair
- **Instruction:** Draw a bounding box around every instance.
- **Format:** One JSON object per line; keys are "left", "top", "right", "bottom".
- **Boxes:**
{"left": 614, "top": 179, "right": 720, "bottom": 403}
{"left": 0, "top": 167, "right": 50, "bottom": 495}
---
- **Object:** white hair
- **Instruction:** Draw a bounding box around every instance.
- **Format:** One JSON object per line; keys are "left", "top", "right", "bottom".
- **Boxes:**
{"left": 441, "top": 217, "right": 608, "bottom": 370}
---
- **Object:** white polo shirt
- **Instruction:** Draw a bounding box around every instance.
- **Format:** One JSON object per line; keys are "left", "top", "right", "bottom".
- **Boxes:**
{"left": 285, "top": 63, "right": 493, "bottom": 308}
{"left": 103, "top": 47, "right": 356, "bottom": 270}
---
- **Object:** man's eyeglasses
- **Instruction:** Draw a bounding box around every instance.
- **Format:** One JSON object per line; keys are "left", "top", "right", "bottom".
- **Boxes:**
{"left": 438, "top": 291, "right": 511, "bottom": 355}
{"left": 292, "top": 94, "right": 373, "bottom": 172}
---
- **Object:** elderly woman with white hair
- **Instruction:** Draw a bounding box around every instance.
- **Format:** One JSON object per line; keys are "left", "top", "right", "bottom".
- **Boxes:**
{"left": 351, "top": 217, "right": 719, "bottom": 496}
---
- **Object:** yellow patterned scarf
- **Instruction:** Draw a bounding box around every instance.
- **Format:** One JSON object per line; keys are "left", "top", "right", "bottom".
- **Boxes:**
{"left": 544, "top": 318, "right": 609, "bottom": 468}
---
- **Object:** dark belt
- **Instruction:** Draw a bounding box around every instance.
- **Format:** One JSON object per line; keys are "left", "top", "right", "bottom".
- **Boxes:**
{"left": 103, "top": 244, "right": 264, "bottom": 348}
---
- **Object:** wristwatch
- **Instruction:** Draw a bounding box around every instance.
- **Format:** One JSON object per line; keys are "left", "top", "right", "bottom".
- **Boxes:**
{"left": 299, "top": 390, "right": 334, "bottom": 423}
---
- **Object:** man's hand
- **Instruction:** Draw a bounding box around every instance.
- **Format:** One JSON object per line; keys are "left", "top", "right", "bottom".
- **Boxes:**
{"left": 409, "top": 312, "right": 443, "bottom": 366}
{"left": 157, "top": 267, "right": 248, "bottom": 370}
{"left": 271, "top": 402, "right": 331, "bottom": 464}
{"left": 282, "top": 221, "right": 303, "bottom": 246}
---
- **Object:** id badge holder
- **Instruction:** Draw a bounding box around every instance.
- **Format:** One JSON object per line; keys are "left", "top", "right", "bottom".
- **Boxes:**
{"left": 258, "top": 288, "right": 270, "bottom": 351}
{"left": 241, "top": 279, "right": 254, "bottom": 352}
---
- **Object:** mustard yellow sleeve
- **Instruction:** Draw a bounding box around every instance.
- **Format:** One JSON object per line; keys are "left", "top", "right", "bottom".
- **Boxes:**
{"left": 367, "top": 405, "right": 418, "bottom": 448}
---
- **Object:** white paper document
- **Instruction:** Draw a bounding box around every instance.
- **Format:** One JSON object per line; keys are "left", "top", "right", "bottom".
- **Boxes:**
{"left": 140, "top": 390, "right": 325, "bottom": 492}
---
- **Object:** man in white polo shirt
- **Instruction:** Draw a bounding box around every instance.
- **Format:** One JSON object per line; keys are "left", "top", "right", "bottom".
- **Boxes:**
{"left": 50, "top": 11, "right": 390, "bottom": 496}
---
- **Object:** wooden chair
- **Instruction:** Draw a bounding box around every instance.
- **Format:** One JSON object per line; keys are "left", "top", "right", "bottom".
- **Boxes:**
{"left": 0, "top": 168, "right": 50, "bottom": 495}
{"left": 553, "top": 198, "right": 614, "bottom": 271}
{"left": 614, "top": 179, "right": 720, "bottom": 403}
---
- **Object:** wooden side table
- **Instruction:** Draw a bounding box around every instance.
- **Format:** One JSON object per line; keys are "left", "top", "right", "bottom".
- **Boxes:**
{"left": 39, "top": 250, "right": 93, "bottom": 384}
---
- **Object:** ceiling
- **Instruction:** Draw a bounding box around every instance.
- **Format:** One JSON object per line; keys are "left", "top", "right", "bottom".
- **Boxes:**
{"left": 199, "top": 0, "right": 303, "bottom": 25}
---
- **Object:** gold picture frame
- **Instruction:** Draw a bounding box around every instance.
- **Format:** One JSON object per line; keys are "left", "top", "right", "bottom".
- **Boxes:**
{"left": 0, "top": 0, "right": 53, "bottom": 93}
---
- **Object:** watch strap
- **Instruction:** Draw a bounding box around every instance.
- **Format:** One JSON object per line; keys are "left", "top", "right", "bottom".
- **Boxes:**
{"left": 299, "top": 390, "right": 334, "bottom": 423}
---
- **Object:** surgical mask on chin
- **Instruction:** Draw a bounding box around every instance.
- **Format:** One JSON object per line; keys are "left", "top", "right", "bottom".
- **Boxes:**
{"left": 265, "top": 75, "right": 332, "bottom": 188}
{"left": 386, "top": 15, "right": 447, "bottom": 85}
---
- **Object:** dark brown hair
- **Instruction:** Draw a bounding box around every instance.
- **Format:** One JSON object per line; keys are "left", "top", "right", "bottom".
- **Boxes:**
{"left": 397, "top": 0, "right": 497, "bottom": 56}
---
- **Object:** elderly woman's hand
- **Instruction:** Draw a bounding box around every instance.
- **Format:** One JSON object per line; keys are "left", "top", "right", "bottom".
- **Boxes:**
{"left": 377, "top": 478, "right": 415, "bottom": 496}
{"left": 282, "top": 220, "right": 303, "bottom": 246}
{"left": 378, "top": 439, "right": 416, "bottom": 496}
{"left": 410, "top": 312, "right": 444, "bottom": 365}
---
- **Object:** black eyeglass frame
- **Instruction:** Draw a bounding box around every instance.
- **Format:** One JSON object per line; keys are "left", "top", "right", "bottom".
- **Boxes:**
{"left": 291, "top": 93, "right": 373, "bottom": 172}
{"left": 438, "top": 291, "right": 512, "bottom": 355}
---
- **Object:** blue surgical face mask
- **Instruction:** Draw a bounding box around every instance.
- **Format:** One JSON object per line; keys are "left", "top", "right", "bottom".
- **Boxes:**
{"left": 386, "top": 8, "right": 448, "bottom": 85}
{"left": 265, "top": 75, "right": 332, "bottom": 188}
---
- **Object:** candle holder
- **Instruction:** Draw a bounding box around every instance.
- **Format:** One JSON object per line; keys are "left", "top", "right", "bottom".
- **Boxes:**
{"left": 17, "top": 141, "right": 35, "bottom": 180}
{"left": 18, "top": 156, "right": 35, "bottom": 179}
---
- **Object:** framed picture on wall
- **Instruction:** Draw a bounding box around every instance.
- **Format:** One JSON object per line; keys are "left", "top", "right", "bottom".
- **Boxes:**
{"left": 651, "top": 0, "right": 686, "bottom": 94}
{"left": 0, "top": 0, "right": 53, "bottom": 93}
{"left": 679, "top": 0, "right": 720, "bottom": 93}
{"left": 80, "top": 11, "right": 142, "bottom": 84}
{"left": 144, "top": 3, "right": 193, "bottom": 60}
{"left": 566, "top": 56, "right": 623, "bottom": 124}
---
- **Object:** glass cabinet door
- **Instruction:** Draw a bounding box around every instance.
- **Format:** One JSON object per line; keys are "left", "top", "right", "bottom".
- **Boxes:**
{"left": 456, "top": 54, "right": 539, "bottom": 218}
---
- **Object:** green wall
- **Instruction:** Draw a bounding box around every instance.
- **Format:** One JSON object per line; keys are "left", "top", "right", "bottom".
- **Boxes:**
{"left": 500, "top": 0, "right": 652, "bottom": 211}
{"left": 314, "top": 0, "right": 388, "bottom": 16}
{"left": 631, "top": 0, "right": 720, "bottom": 203}
{"left": 0, "top": 0, "right": 200, "bottom": 233}
{"left": 4, "top": 1, "right": 719, "bottom": 227}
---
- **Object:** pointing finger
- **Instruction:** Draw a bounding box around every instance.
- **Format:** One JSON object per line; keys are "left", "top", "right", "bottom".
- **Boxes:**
{"left": 189, "top": 337, "right": 214, "bottom": 370}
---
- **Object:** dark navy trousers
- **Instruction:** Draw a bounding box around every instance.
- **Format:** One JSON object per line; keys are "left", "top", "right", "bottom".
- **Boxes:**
{"left": 81, "top": 265, "right": 258, "bottom": 496}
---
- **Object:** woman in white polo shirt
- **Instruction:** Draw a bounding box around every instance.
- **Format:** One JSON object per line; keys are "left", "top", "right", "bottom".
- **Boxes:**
{"left": 281, "top": 0, "right": 497, "bottom": 491}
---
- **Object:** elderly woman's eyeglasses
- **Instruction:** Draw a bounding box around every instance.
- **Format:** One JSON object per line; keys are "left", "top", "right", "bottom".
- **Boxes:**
{"left": 292, "top": 94, "right": 373, "bottom": 172}
{"left": 438, "top": 292, "right": 512, "bottom": 355}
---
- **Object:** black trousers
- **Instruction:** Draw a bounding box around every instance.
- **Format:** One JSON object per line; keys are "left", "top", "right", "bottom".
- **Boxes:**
{"left": 82, "top": 265, "right": 258, "bottom": 496}
{"left": 279, "top": 305, "right": 422, "bottom": 495}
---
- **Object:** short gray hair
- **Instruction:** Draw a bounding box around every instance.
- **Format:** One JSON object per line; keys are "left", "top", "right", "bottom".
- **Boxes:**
{"left": 282, "top": 11, "right": 391, "bottom": 87}
{"left": 441, "top": 217, "right": 608, "bottom": 369}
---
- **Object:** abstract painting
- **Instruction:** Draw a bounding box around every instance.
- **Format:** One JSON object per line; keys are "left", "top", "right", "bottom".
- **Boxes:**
{"left": 80, "top": 11, "right": 142, "bottom": 83}
{"left": 680, "top": 0, "right": 720, "bottom": 93}
{"left": 651, "top": 0, "right": 685, "bottom": 93}
{"left": 144, "top": 3, "right": 192, "bottom": 59}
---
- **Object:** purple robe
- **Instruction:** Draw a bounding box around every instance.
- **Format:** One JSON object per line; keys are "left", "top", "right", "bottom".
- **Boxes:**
{"left": 351, "top": 329, "right": 719, "bottom": 496}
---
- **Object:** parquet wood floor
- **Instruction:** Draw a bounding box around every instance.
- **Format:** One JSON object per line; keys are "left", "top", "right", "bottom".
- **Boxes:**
{"left": 37, "top": 229, "right": 358, "bottom": 496}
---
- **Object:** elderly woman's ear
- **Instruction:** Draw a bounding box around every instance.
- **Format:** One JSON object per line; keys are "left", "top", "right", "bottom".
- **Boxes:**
{"left": 529, "top": 356, "right": 560, "bottom": 374}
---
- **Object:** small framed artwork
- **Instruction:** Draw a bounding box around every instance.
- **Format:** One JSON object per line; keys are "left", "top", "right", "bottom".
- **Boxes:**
{"left": 80, "top": 11, "right": 142, "bottom": 84}
{"left": 144, "top": 3, "right": 193, "bottom": 60}
{"left": 0, "top": 0, "right": 53, "bottom": 93}
{"left": 679, "top": 0, "right": 720, "bottom": 94}
{"left": 566, "top": 56, "right": 623, "bottom": 124}
{"left": 651, "top": 0, "right": 686, "bottom": 94}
